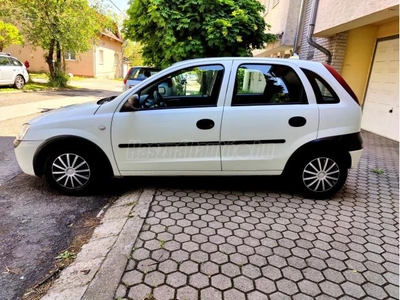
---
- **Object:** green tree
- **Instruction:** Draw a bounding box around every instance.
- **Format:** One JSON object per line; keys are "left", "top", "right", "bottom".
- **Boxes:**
{"left": 123, "top": 40, "right": 144, "bottom": 66}
{"left": 0, "top": 21, "right": 23, "bottom": 52}
{"left": 123, "top": 0, "right": 276, "bottom": 68}
{"left": 10, "top": 0, "right": 112, "bottom": 87}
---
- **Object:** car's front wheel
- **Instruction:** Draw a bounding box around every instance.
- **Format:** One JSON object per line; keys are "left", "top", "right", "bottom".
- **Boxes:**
{"left": 44, "top": 149, "right": 94, "bottom": 194}
{"left": 14, "top": 75, "right": 25, "bottom": 89}
{"left": 294, "top": 153, "right": 348, "bottom": 199}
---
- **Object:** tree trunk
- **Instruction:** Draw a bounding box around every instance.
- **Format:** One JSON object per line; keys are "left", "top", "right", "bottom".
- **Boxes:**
{"left": 55, "top": 41, "right": 62, "bottom": 75}
{"left": 46, "top": 39, "right": 56, "bottom": 80}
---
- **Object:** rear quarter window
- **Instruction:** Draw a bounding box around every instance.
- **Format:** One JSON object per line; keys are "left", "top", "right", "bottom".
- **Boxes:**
{"left": 302, "top": 68, "right": 340, "bottom": 104}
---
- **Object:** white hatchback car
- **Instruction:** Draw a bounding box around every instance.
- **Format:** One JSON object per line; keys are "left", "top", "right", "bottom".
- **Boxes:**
{"left": 0, "top": 52, "right": 29, "bottom": 89}
{"left": 14, "top": 57, "right": 363, "bottom": 199}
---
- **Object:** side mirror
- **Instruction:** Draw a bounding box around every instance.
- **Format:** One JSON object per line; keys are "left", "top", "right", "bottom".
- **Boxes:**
{"left": 128, "top": 94, "right": 141, "bottom": 110}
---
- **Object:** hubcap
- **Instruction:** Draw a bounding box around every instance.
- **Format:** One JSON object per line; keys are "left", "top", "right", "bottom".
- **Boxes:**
{"left": 51, "top": 153, "right": 90, "bottom": 190}
{"left": 302, "top": 157, "right": 340, "bottom": 193}
{"left": 15, "top": 76, "right": 24, "bottom": 89}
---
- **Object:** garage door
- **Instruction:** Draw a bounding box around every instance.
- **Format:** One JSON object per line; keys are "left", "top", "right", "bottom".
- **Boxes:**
{"left": 361, "top": 37, "right": 399, "bottom": 141}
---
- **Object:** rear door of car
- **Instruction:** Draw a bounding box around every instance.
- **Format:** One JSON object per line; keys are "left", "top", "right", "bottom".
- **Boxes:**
{"left": 220, "top": 60, "right": 319, "bottom": 173}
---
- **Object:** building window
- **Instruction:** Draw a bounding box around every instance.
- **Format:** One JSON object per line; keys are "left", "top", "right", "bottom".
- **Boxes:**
{"left": 65, "top": 51, "right": 76, "bottom": 60}
{"left": 99, "top": 50, "right": 104, "bottom": 65}
{"left": 114, "top": 53, "right": 119, "bottom": 67}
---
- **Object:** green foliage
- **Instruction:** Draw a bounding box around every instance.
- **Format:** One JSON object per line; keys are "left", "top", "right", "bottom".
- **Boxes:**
{"left": 0, "top": 21, "right": 23, "bottom": 52}
{"left": 123, "top": 40, "right": 145, "bottom": 66}
{"left": 123, "top": 0, "right": 276, "bottom": 68}
{"left": 48, "top": 70, "right": 70, "bottom": 88}
{"left": 6, "top": 0, "right": 114, "bottom": 86}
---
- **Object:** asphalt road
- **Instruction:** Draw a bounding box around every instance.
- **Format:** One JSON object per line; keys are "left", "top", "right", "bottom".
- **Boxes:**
{"left": 0, "top": 79, "right": 124, "bottom": 300}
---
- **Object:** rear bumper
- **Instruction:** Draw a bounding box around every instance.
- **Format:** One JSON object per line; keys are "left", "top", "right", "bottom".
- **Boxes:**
{"left": 349, "top": 149, "right": 363, "bottom": 169}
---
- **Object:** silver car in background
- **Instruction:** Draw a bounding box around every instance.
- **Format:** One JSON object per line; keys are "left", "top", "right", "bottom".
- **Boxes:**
{"left": 123, "top": 66, "right": 160, "bottom": 91}
{"left": 0, "top": 52, "right": 29, "bottom": 89}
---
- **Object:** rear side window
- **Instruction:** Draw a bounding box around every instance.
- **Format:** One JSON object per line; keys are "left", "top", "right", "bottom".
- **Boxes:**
{"left": 302, "top": 68, "right": 339, "bottom": 104}
{"left": 11, "top": 58, "right": 23, "bottom": 66}
{"left": 127, "top": 68, "right": 159, "bottom": 80}
{"left": 232, "top": 64, "right": 307, "bottom": 106}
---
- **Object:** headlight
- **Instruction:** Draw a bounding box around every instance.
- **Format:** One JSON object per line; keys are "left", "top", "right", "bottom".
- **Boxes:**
{"left": 13, "top": 123, "right": 30, "bottom": 148}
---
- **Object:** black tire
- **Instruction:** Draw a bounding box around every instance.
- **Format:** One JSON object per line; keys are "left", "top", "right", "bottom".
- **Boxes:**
{"left": 14, "top": 75, "right": 25, "bottom": 89}
{"left": 44, "top": 148, "right": 96, "bottom": 195}
{"left": 294, "top": 153, "right": 348, "bottom": 199}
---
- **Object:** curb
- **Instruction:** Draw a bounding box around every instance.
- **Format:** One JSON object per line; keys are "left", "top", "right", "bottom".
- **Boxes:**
{"left": 41, "top": 188, "right": 155, "bottom": 300}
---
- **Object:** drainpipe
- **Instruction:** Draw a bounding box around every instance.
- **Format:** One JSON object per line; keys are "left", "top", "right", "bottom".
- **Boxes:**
{"left": 307, "top": 0, "right": 332, "bottom": 64}
{"left": 292, "top": 0, "right": 305, "bottom": 56}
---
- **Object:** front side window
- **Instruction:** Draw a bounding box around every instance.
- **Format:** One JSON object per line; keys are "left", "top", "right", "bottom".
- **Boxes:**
{"left": 232, "top": 64, "right": 307, "bottom": 106}
{"left": 131, "top": 64, "right": 224, "bottom": 109}
{"left": 0, "top": 56, "right": 11, "bottom": 66}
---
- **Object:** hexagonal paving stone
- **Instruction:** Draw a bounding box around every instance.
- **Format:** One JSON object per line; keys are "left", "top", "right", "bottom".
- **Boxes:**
{"left": 211, "top": 274, "right": 232, "bottom": 290}
{"left": 189, "top": 272, "right": 209, "bottom": 289}
{"left": 179, "top": 260, "right": 198, "bottom": 275}
{"left": 201, "top": 261, "right": 219, "bottom": 276}
{"left": 121, "top": 270, "right": 143, "bottom": 286}
{"left": 127, "top": 284, "right": 152, "bottom": 300}
{"left": 276, "top": 278, "right": 299, "bottom": 296}
{"left": 166, "top": 271, "right": 187, "bottom": 288}
{"left": 255, "top": 277, "right": 276, "bottom": 294}
{"left": 223, "top": 289, "right": 246, "bottom": 300}
{"left": 144, "top": 271, "right": 165, "bottom": 287}
{"left": 177, "top": 286, "right": 198, "bottom": 300}
{"left": 233, "top": 275, "right": 254, "bottom": 293}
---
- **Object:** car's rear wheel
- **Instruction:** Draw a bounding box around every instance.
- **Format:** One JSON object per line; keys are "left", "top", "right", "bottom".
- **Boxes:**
{"left": 44, "top": 149, "right": 95, "bottom": 194}
{"left": 294, "top": 153, "right": 347, "bottom": 199}
{"left": 14, "top": 75, "right": 25, "bottom": 89}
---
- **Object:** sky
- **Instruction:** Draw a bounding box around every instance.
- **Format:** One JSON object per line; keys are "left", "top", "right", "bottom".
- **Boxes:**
{"left": 108, "top": 0, "right": 130, "bottom": 15}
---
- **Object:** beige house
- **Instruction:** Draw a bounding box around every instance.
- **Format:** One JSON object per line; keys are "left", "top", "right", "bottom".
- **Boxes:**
{"left": 4, "top": 29, "right": 123, "bottom": 79}
{"left": 255, "top": 0, "right": 399, "bottom": 141}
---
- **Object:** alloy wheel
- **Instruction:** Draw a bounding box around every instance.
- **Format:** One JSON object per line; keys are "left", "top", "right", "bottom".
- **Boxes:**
{"left": 51, "top": 153, "right": 91, "bottom": 190}
{"left": 302, "top": 157, "right": 340, "bottom": 193}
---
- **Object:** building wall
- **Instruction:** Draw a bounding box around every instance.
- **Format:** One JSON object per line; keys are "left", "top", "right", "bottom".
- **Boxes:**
{"left": 93, "top": 37, "right": 123, "bottom": 79}
{"left": 4, "top": 44, "right": 49, "bottom": 73}
{"left": 314, "top": 0, "right": 398, "bottom": 35}
{"left": 341, "top": 20, "right": 399, "bottom": 104}
{"left": 3, "top": 35, "right": 122, "bottom": 78}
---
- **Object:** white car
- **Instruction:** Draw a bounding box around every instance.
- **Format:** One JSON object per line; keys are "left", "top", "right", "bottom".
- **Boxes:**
{"left": 0, "top": 52, "right": 29, "bottom": 89}
{"left": 14, "top": 57, "right": 363, "bottom": 199}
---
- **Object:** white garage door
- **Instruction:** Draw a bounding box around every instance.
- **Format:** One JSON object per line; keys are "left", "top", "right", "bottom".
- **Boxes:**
{"left": 361, "top": 37, "right": 399, "bottom": 141}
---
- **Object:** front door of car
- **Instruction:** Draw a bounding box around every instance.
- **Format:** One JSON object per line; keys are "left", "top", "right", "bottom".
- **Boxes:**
{"left": 221, "top": 62, "right": 319, "bottom": 172}
{"left": 111, "top": 63, "right": 229, "bottom": 174}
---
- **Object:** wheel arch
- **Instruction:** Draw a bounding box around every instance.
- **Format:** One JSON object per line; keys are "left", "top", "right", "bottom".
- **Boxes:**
{"left": 283, "top": 135, "right": 354, "bottom": 176}
{"left": 33, "top": 135, "right": 114, "bottom": 177}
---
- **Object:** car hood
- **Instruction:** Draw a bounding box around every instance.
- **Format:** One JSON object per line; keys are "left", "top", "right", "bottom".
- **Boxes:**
{"left": 28, "top": 102, "right": 99, "bottom": 126}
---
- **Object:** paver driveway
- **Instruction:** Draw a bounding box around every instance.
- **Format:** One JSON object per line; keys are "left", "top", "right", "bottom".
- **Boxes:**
{"left": 115, "top": 131, "right": 399, "bottom": 300}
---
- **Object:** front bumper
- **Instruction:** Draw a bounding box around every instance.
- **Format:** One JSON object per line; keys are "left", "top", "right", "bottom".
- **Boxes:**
{"left": 14, "top": 140, "right": 42, "bottom": 176}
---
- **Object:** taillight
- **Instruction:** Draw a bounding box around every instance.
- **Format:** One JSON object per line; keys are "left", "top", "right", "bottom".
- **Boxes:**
{"left": 323, "top": 63, "right": 359, "bottom": 105}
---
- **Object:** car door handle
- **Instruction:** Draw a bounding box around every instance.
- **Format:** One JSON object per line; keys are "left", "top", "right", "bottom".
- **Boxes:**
{"left": 197, "top": 119, "right": 215, "bottom": 130}
{"left": 289, "top": 116, "right": 307, "bottom": 127}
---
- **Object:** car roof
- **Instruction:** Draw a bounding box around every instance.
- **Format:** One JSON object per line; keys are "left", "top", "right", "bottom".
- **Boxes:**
{"left": 172, "top": 57, "right": 324, "bottom": 68}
